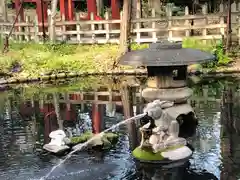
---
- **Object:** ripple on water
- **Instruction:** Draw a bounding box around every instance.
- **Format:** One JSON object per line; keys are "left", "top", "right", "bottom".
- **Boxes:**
{"left": 2, "top": 82, "right": 240, "bottom": 180}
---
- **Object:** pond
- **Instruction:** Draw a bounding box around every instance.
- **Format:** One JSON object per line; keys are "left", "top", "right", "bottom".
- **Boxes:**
{"left": 0, "top": 76, "right": 239, "bottom": 180}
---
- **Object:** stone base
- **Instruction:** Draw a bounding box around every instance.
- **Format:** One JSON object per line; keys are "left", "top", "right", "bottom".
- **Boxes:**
{"left": 132, "top": 145, "right": 192, "bottom": 163}
{"left": 43, "top": 144, "right": 70, "bottom": 154}
{"left": 161, "top": 146, "right": 192, "bottom": 161}
{"left": 142, "top": 87, "right": 193, "bottom": 103}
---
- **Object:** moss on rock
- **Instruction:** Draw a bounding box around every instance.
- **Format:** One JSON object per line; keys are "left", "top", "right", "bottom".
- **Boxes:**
{"left": 132, "top": 145, "right": 185, "bottom": 161}
{"left": 132, "top": 147, "right": 164, "bottom": 161}
{"left": 70, "top": 131, "right": 119, "bottom": 149}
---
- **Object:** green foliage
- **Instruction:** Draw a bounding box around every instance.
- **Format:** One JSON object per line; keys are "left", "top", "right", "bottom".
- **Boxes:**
{"left": 6, "top": 0, "right": 13, "bottom": 4}
{"left": 131, "top": 43, "right": 149, "bottom": 50}
{"left": 0, "top": 42, "right": 148, "bottom": 78}
{"left": 182, "top": 38, "right": 232, "bottom": 68}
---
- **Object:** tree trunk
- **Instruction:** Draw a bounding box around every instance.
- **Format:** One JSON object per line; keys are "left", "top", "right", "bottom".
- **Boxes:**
{"left": 53, "top": 93, "right": 63, "bottom": 130}
{"left": 131, "top": 0, "right": 141, "bottom": 19}
{"left": 119, "top": 0, "right": 132, "bottom": 54}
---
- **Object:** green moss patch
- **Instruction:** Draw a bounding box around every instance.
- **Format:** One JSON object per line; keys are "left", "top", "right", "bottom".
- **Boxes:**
{"left": 132, "top": 145, "right": 185, "bottom": 161}
{"left": 70, "top": 131, "right": 93, "bottom": 144}
{"left": 132, "top": 147, "right": 164, "bottom": 161}
{"left": 70, "top": 131, "right": 119, "bottom": 149}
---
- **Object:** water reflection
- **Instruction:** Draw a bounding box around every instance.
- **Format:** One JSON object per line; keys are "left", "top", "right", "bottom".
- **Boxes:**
{"left": 0, "top": 77, "right": 239, "bottom": 179}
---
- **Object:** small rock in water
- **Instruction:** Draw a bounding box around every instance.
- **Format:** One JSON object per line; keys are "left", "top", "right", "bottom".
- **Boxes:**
{"left": 161, "top": 146, "right": 192, "bottom": 161}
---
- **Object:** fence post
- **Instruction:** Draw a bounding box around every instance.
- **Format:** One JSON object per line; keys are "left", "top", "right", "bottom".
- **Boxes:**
{"left": 219, "top": 3, "right": 225, "bottom": 38}
{"left": 136, "top": 2, "right": 141, "bottom": 44}
{"left": 219, "top": 3, "right": 224, "bottom": 13}
{"left": 25, "top": 15, "right": 31, "bottom": 42}
{"left": 90, "top": 12, "right": 96, "bottom": 43}
{"left": 61, "top": 14, "right": 67, "bottom": 41}
{"left": 219, "top": 15, "right": 225, "bottom": 36}
{"left": 75, "top": 13, "right": 81, "bottom": 44}
{"left": 17, "top": 16, "right": 24, "bottom": 42}
{"left": 184, "top": 6, "right": 190, "bottom": 37}
{"left": 238, "top": 15, "right": 240, "bottom": 45}
{"left": 166, "top": 4, "right": 173, "bottom": 41}
{"left": 0, "top": 21, "right": 2, "bottom": 40}
{"left": 0, "top": 0, "right": 7, "bottom": 22}
{"left": 34, "top": 16, "right": 39, "bottom": 42}
{"left": 105, "top": 11, "right": 110, "bottom": 42}
{"left": 201, "top": 3, "right": 208, "bottom": 44}
{"left": 151, "top": 8, "right": 157, "bottom": 43}
{"left": 49, "top": 0, "right": 58, "bottom": 42}
{"left": 231, "top": 2, "right": 237, "bottom": 24}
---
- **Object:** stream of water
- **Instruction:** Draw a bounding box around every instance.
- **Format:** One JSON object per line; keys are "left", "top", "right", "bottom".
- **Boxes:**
{"left": 39, "top": 113, "right": 146, "bottom": 180}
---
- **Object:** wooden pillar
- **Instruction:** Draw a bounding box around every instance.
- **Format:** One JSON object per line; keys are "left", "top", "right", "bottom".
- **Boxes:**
{"left": 44, "top": 104, "right": 51, "bottom": 144}
{"left": 36, "top": 0, "right": 48, "bottom": 33}
{"left": 92, "top": 104, "right": 102, "bottom": 134}
{"left": 67, "top": 0, "right": 74, "bottom": 20}
{"left": 119, "top": 0, "right": 132, "bottom": 54}
{"left": 220, "top": 87, "right": 235, "bottom": 180}
{"left": 111, "top": 0, "right": 120, "bottom": 19}
{"left": 60, "top": 0, "right": 69, "bottom": 19}
{"left": 15, "top": 0, "right": 24, "bottom": 21}
{"left": 120, "top": 84, "right": 138, "bottom": 150}
{"left": 87, "top": 0, "right": 97, "bottom": 18}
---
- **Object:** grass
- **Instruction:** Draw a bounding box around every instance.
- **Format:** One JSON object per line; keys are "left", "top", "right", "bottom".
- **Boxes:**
{"left": 0, "top": 40, "right": 148, "bottom": 78}
{"left": 182, "top": 38, "right": 233, "bottom": 67}
{"left": 0, "top": 38, "right": 233, "bottom": 79}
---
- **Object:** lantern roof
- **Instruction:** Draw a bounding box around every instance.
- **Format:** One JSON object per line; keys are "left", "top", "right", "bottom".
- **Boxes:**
{"left": 119, "top": 41, "right": 216, "bottom": 67}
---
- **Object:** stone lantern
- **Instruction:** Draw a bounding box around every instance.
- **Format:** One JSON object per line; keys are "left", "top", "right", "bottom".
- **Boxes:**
{"left": 119, "top": 41, "right": 215, "bottom": 163}
{"left": 119, "top": 41, "right": 215, "bottom": 126}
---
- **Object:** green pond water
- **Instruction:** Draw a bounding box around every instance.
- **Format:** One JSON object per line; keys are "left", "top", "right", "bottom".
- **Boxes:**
{"left": 0, "top": 76, "right": 239, "bottom": 180}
